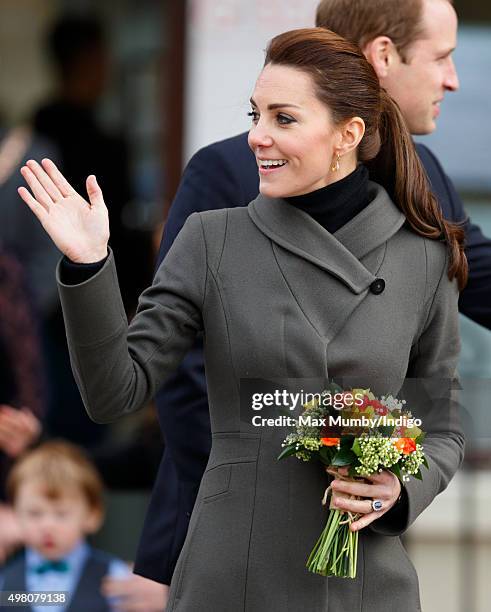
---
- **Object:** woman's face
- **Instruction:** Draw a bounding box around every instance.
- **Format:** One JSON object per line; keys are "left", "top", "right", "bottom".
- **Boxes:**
{"left": 248, "top": 63, "right": 340, "bottom": 198}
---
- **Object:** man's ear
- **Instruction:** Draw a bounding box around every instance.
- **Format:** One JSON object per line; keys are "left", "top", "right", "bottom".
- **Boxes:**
{"left": 363, "top": 36, "right": 398, "bottom": 79}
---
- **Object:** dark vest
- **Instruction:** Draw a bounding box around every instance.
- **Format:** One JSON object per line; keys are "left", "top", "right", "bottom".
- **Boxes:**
{"left": 1, "top": 549, "right": 112, "bottom": 612}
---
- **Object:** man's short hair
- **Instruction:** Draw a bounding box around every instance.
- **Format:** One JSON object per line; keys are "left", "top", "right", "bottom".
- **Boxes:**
{"left": 315, "top": 0, "right": 453, "bottom": 61}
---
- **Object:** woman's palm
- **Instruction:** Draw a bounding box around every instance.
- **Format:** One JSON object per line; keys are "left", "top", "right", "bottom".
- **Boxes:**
{"left": 18, "top": 158, "right": 110, "bottom": 263}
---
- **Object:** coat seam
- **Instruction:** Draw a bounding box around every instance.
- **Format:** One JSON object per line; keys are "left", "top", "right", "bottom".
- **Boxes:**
{"left": 216, "top": 208, "right": 229, "bottom": 273}
{"left": 415, "top": 246, "right": 448, "bottom": 359}
{"left": 243, "top": 433, "right": 261, "bottom": 612}
{"left": 197, "top": 214, "right": 209, "bottom": 309}
{"left": 205, "top": 266, "right": 241, "bottom": 394}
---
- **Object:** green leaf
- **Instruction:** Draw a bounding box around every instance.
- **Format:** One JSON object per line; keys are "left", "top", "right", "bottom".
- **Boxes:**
{"left": 331, "top": 448, "right": 357, "bottom": 466}
{"left": 422, "top": 456, "right": 429, "bottom": 469}
{"left": 390, "top": 463, "right": 402, "bottom": 481}
{"left": 416, "top": 433, "right": 426, "bottom": 445}
{"left": 413, "top": 469, "right": 423, "bottom": 481}
{"left": 277, "top": 444, "right": 298, "bottom": 461}
{"left": 348, "top": 464, "right": 359, "bottom": 478}
{"left": 378, "top": 425, "right": 395, "bottom": 437}
{"left": 340, "top": 435, "right": 355, "bottom": 448}
{"left": 318, "top": 446, "right": 335, "bottom": 465}
{"left": 351, "top": 439, "right": 362, "bottom": 456}
{"left": 324, "top": 381, "right": 344, "bottom": 395}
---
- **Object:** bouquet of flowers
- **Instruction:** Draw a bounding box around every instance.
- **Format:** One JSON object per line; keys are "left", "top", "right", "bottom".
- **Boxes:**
{"left": 278, "top": 383, "right": 428, "bottom": 578}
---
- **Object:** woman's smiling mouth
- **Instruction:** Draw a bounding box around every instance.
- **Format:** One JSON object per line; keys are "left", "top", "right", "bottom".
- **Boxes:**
{"left": 258, "top": 159, "right": 289, "bottom": 174}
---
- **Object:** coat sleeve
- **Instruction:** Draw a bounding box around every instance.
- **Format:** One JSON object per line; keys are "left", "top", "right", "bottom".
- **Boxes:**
{"left": 57, "top": 213, "right": 206, "bottom": 424}
{"left": 458, "top": 217, "right": 491, "bottom": 330}
{"left": 371, "top": 248, "right": 465, "bottom": 536}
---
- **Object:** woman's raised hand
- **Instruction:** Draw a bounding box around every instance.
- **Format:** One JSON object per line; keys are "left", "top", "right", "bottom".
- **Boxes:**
{"left": 18, "top": 159, "right": 110, "bottom": 263}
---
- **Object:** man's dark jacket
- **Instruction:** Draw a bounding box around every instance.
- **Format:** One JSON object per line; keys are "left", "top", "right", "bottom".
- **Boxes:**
{"left": 134, "top": 131, "right": 491, "bottom": 583}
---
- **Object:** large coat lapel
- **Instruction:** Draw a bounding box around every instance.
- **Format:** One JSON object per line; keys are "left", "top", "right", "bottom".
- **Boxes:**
{"left": 248, "top": 182, "right": 406, "bottom": 343}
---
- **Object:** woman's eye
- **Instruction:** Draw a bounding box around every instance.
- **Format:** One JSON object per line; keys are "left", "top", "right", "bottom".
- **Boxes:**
{"left": 277, "top": 114, "right": 295, "bottom": 125}
{"left": 247, "top": 110, "right": 259, "bottom": 123}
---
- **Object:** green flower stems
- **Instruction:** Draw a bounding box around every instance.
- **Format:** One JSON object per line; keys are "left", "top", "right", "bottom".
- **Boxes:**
{"left": 306, "top": 508, "right": 359, "bottom": 577}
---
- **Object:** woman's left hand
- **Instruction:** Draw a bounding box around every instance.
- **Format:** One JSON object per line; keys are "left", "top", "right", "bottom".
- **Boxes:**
{"left": 330, "top": 467, "right": 401, "bottom": 531}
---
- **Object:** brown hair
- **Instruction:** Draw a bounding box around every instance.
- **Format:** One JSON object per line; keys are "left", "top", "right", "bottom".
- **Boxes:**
{"left": 315, "top": 0, "right": 454, "bottom": 62}
{"left": 7, "top": 440, "right": 104, "bottom": 514}
{"left": 265, "top": 28, "right": 467, "bottom": 289}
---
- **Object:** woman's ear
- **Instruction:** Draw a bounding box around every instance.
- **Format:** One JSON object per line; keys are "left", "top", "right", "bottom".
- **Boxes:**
{"left": 337, "top": 117, "right": 366, "bottom": 157}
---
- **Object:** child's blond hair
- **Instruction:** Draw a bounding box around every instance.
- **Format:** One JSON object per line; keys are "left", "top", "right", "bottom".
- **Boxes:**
{"left": 7, "top": 440, "right": 104, "bottom": 515}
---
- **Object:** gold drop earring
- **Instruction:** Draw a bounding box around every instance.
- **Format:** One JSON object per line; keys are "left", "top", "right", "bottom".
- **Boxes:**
{"left": 330, "top": 153, "right": 340, "bottom": 172}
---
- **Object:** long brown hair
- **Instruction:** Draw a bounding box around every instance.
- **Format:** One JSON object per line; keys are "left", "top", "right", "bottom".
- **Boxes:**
{"left": 264, "top": 28, "right": 467, "bottom": 289}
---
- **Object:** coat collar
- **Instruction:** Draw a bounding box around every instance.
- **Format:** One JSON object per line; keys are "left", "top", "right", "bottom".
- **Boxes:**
{"left": 248, "top": 181, "right": 405, "bottom": 294}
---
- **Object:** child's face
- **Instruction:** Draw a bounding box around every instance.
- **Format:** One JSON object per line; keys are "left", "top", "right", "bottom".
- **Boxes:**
{"left": 14, "top": 480, "right": 101, "bottom": 560}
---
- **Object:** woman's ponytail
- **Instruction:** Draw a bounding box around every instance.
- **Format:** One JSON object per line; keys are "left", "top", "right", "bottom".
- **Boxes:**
{"left": 365, "top": 89, "right": 468, "bottom": 290}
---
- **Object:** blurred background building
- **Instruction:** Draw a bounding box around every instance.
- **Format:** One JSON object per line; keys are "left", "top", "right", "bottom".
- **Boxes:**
{"left": 0, "top": 1, "right": 489, "bottom": 609}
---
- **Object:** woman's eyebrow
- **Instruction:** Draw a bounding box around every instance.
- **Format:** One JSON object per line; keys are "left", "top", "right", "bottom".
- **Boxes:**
{"left": 249, "top": 97, "right": 301, "bottom": 110}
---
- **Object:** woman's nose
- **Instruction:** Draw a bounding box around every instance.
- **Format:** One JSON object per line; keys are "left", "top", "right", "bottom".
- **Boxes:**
{"left": 248, "top": 122, "right": 274, "bottom": 149}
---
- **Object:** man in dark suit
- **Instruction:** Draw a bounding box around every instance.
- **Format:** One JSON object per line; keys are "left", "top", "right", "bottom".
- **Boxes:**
{"left": 134, "top": 0, "right": 491, "bottom": 598}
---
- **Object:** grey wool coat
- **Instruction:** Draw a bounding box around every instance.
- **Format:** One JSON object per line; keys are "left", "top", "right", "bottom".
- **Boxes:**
{"left": 58, "top": 182, "right": 464, "bottom": 612}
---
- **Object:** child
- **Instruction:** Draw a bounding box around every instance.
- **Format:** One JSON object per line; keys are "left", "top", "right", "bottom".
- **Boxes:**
{"left": 0, "top": 440, "right": 130, "bottom": 611}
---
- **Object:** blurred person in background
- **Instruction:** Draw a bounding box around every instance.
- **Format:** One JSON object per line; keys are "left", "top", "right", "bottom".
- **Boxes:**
{"left": 33, "top": 15, "right": 153, "bottom": 316}
{"left": 0, "top": 55, "right": 60, "bottom": 570}
{"left": 0, "top": 14, "right": 164, "bottom": 609}
{"left": 0, "top": 441, "right": 131, "bottom": 611}
{"left": 0, "top": 246, "right": 45, "bottom": 563}
{"left": 0, "top": 124, "right": 60, "bottom": 316}
{"left": 126, "top": 0, "right": 491, "bottom": 603}
{"left": 27, "top": 17, "right": 165, "bottom": 608}
{"left": 31, "top": 15, "right": 153, "bottom": 448}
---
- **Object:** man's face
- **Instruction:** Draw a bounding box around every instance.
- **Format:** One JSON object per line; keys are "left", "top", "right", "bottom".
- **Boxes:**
{"left": 380, "top": 0, "right": 459, "bottom": 135}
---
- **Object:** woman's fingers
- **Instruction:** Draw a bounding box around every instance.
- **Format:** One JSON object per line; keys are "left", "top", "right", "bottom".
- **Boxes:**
{"left": 20, "top": 166, "right": 53, "bottom": 209}
{"left": 26, "top": 159, "right": 63, "bottom": 202}
{"left": 332, "top": 495, "right": 374, "bottom": 514}
{"left": 41, "top": 158, "right": 75, "bottom": 197}
{"left": 363, "top": 470, "right": 392, "bottom": 484}
{"left": 350, "top": 511, "right": 380, "bottom": 531}
{"left": 329, "top": 469, "right": 402, "bottom": 533}
{"left": 331, "top": 479, "right": 386, "bottom": 499}
{"left": 86, "top": 175, "right": 105, "bottom": 208}
{"left": 17, "top": 186, "right": 49, "bottom": 219}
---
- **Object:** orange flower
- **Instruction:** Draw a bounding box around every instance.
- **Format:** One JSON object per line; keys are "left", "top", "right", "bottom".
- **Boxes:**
{"left": 393, "top": 438, "right": 417, "bottom": 455}
{"left": 321, "top": 438, "right": 340, "bottom": 447}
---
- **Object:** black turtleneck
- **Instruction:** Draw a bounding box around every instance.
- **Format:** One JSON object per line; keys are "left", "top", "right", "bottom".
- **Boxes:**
{"left": 285, "top": 164, "right": 370, "bottom": 234}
